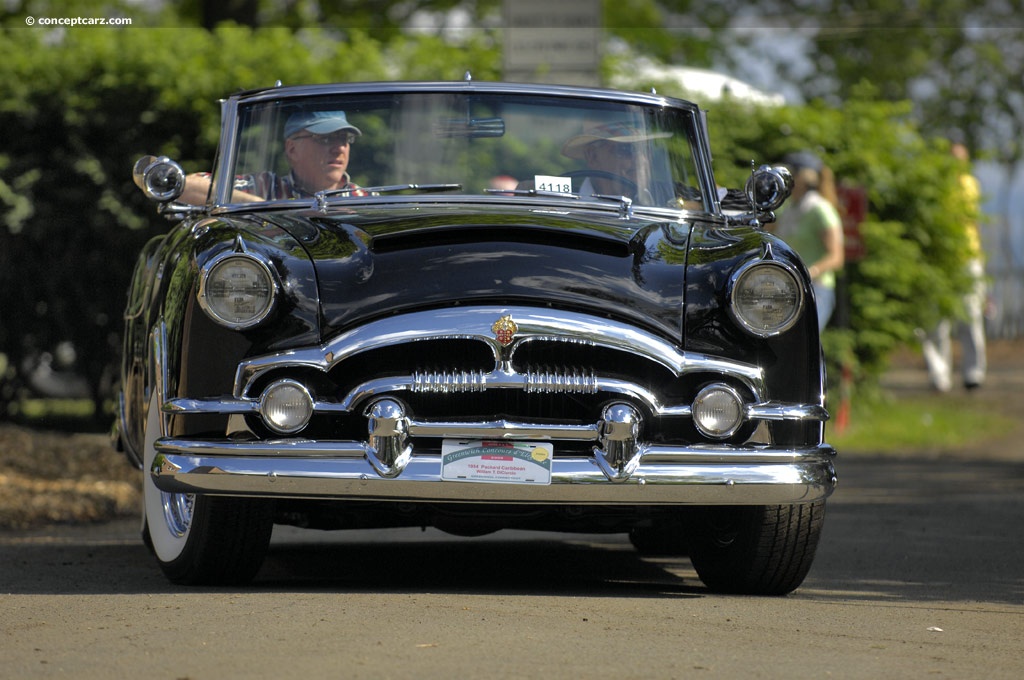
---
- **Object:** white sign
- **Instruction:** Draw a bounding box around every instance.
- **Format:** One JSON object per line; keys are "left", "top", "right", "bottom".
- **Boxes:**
{"left": 441, "top": 439, "right": 553, "bottom": 485}
{"left": 503, "top": 0, "right": 601, "bottom": 85}
{"left": 534, "top": 175, "right": 573, "bottom": 193}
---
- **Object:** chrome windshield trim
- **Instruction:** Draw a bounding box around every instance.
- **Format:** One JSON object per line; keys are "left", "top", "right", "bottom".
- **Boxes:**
{"left": 234, "top": 305, "right": 766, "bottom": 399}
{"left": 232, "top": 80, "right": 699, "bottom": 112}
{"left": 215, "top": 193, "right": 710, "bottom": 221}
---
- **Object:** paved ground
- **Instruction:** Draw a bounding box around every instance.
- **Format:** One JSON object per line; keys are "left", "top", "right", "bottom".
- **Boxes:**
{"left": 1, "top": 338, "right": 1021, "bottom": 678}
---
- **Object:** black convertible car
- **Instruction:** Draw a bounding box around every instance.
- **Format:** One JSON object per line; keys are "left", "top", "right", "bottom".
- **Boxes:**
{"left": 119, "top": 78, "right": 835, "bottom": 593}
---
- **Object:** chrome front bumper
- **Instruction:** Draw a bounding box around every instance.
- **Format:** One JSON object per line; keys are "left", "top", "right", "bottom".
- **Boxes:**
{"left": 152, "top": 438, "right": 837, "bottom": 505}
{"left": 150, "top": 304, "right": 836, "bottom": 505}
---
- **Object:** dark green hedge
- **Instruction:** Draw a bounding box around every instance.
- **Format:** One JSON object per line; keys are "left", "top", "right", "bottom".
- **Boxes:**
{"left": 0, "top": 26, "right": 498, "bottom": 403}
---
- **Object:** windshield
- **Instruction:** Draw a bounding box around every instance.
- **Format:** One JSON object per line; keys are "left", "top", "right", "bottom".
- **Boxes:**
{"left": 223, "top": 91, "right": 707, "bottom": 210}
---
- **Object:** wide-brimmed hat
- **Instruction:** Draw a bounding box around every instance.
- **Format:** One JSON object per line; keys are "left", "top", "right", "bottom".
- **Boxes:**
{"left": 284, "top": 111, "right": 362, "bottom": 139}
{"left": 561, "top": 122, "right": 671, "bottom": 160}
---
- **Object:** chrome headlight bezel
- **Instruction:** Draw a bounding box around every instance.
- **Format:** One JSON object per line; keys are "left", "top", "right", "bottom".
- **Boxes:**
{"left": 692, "top": 383, "right": 747, "bottom": 439}
{"left": 728, "top": 260, "right": 805, "bottom": 337}
{"left": 197, "top": 251, "right": 280, "bottom": 330}
{"left": 259, "top": 379, "right": 314, "bottom": 434}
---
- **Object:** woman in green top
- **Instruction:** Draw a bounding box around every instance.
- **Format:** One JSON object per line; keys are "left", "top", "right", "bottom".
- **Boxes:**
{"left": 769, "top": 152, "right": 845, "bottom": 332}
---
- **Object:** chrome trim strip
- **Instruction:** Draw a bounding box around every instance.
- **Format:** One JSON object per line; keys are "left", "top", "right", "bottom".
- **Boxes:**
{"left": 165, "top": 396, "right": 259, "bottom": 414}
{"left": 162, "top": 395, "right": 827, "bottom": 427}
{"left": 748, "top": 402, "right": 829, "bottom": 421}
{"left": 407, "top": 420, "right": 600, "bottom": 440}
{"left": 329, "top": 369, "right": 694, "bottom": 416}
{"left": 116, "top": 392, "right": 143, "bottom": 469}
{"left": 151, "top": 440, "right": 836, "bottom": 505}
{"left": 233, "top": 305, "right": 766, "bottom": 399}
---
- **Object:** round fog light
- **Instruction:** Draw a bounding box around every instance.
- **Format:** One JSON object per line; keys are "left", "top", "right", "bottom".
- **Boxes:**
{"left": 692, "top": 384, "right": 745, "bottom": 439}
{"left": 260, "top": 380, "right": 313, "bottom": 434}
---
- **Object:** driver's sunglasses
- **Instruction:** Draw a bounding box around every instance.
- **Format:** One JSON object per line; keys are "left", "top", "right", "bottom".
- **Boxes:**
{"left": 601, "top": 142, "right": 637, "bottom": 159}
{"left": 292, "top": 131, "right": 357, "bottom": 147}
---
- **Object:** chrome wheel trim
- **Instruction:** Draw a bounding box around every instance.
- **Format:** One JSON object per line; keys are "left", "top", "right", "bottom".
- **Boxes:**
{"left": 161, "top": 490, "right": 195, "bottom": 538}
{"left": 143, "top": 393, "right": 192, "bottom": 561}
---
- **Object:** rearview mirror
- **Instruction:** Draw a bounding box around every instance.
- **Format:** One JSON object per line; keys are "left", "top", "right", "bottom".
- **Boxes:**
{"left": 133, "top": 155, "right": 186, "bottom": 203}
{"left": 745, "top": 165, "right": 793, "bottom": 212}
{"left": 433, "top": 117, "right": 506, "bottom": 139}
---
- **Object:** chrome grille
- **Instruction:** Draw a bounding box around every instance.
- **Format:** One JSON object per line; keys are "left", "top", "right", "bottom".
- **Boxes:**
{"left": 523, "top": 367, "right": 599, "bottom": 393}
{"left": 411, "top": 369, "right": 487, "bottom": 393}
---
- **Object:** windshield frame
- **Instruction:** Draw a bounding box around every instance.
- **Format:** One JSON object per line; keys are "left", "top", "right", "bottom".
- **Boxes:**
{"left": 210, "top": 81, "right": 721, "bottom": 218}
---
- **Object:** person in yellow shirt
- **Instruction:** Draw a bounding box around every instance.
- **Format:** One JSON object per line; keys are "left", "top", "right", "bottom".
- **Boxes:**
{"left": 921, "top": 142, "right": 987, "bottom": 391}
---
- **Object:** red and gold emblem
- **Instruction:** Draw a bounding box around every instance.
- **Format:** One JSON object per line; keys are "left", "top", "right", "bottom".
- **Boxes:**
{"left": 491, "top": 314, "right": 518, "bottom": 346}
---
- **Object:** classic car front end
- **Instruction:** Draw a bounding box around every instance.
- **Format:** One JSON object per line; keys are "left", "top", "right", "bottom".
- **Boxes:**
{"left": 120, "top": 80, "right": 835, "bottom": 593}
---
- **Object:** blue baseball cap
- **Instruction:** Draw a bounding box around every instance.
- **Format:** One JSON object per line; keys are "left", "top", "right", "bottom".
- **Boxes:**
{"left": 284, "top": 111, "right": 362, "bottom": 139}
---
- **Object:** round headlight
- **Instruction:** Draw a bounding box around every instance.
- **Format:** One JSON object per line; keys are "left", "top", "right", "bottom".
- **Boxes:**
{"left": 730, "top": 261, "right": 804, "bottom": 336}
{"left": 692, "top": 384, "right": 746, "bottom": 439}
{"left": 198, "top": 254, "right": 277, "bottom": 329}
{"left": 260, "top": 380, "right": 313, "bottom": 434}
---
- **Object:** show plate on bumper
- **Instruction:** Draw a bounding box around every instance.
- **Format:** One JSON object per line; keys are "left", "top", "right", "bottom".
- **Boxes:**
{"left": 441, "top": 439, "right": 553, "bottom": 485}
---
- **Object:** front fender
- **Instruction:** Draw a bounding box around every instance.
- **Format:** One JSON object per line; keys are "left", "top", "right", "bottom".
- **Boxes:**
{"left": 683, "top": 226, "right": 824, "bottom": 445}
{"left": 123, "top": 216, "right": 321, "bottom": 443}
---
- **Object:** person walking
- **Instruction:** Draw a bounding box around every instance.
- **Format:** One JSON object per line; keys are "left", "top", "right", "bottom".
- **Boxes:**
{"left": 920, "top": 142, "right": 987, "bottom": 392}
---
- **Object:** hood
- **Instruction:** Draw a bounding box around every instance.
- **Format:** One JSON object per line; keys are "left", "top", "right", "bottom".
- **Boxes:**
{"left": 270, "top": 204, "right": 694, "bottom": 344}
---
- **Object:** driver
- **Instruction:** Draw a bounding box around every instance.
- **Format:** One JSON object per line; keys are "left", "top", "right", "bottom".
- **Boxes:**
{"left": 180, "top": 110, "right": 363, "bottom": 203}
{"left": 561, "top": 122, "right": 668, "bottom": 200}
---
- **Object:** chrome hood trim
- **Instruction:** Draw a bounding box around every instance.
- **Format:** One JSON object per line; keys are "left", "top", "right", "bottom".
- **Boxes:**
{"left": 234, "top": 305, "right": 766, "bottom": 399}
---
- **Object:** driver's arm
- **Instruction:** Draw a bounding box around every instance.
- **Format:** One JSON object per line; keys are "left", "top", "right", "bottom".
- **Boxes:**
{"left": 182, "top": 173, "right": 264, "bottom": 204}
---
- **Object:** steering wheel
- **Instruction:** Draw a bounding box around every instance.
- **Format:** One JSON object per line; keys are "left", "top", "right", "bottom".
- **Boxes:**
{"left": 563, "top": 169, "right": 638, "bottom": 196}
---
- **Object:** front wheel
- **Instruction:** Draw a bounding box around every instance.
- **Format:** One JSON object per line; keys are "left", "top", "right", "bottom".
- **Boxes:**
{"left": 142, "top": 395, "right": 273, "bottom": 585}
{"left": 686, "top": 501, "right": 826, "bottom": 596}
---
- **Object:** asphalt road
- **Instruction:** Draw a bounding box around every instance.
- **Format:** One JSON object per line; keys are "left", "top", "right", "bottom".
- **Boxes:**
{"left": 2, "top": 452, "right": 1022, "bottom": 679}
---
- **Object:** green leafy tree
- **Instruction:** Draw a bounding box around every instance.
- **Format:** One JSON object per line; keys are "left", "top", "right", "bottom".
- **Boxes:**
{"left": 694, "top": 91, "right": 974, "bottom": 395}
{"left": 0, "top": 20, "right": 502, "bottom": 421}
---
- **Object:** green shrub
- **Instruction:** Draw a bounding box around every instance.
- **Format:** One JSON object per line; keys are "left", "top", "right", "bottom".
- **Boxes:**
{"left": 702, "top": 94, "right": 974, "bottom": 396}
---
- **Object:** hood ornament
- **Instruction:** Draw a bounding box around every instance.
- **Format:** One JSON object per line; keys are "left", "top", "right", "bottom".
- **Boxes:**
{"left": 491, "top": 314, "right": 518, "bottom": 347}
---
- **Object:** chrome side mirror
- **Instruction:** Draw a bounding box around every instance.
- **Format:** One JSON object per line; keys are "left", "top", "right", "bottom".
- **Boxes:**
{"left": 745, "top": 165, "right": 793, "bottom": 212}
{"left": 133, "top": 155, "right": 186, "bottom": 203}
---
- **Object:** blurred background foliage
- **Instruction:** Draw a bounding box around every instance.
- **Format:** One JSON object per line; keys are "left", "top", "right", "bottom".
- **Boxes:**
{"left": 0, "top": 0, "right": 1003, "bottom": 423}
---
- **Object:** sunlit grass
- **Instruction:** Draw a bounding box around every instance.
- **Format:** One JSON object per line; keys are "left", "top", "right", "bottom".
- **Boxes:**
{"left": 4, "top": 398, "right": 114, "bottom": 432}
{"left": 827, "top": 394, "right": 1017, "bottom": 455}
{"left": 13, "top": 398, "right": 96, "bottom": 419}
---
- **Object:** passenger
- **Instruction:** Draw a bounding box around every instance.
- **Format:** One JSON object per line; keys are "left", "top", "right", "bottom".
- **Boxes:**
{"left": 561, "top": 123, "right": 669, "bottom": 201}
{"left": 180, "top": 111, "right": 363, "bottom": 204}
